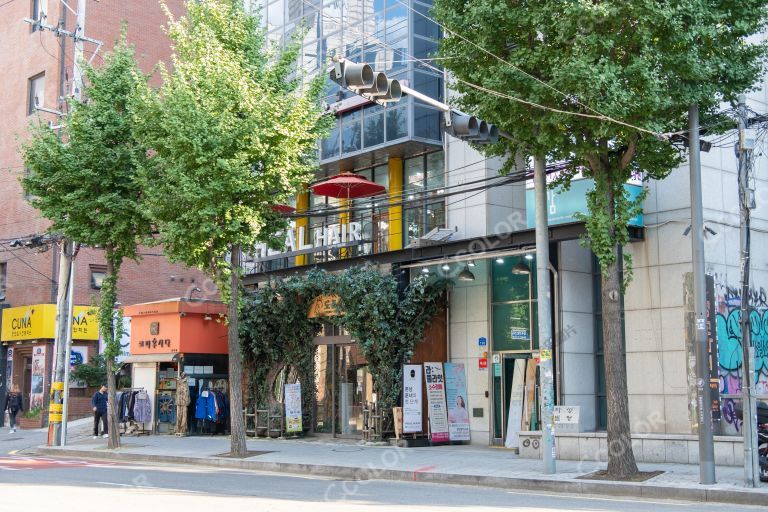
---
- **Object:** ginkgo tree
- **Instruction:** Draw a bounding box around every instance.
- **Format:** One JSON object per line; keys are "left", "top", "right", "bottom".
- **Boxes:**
{"left": 132, "top": 0, "right": 331, "bottom": 456}
{"left": 22, "top": 36, "right": 152, "bottom": 449}
{"left": 434, "top": 0, "right": 768, "bottom": 479}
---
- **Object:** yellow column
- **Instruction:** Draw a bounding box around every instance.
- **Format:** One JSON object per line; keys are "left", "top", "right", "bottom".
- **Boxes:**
{"left": 388, "top": 157, "right": 403, "bottom": 251}
{"left": 339, "top": 198, "right": 349, "bottom": 258}
{"left": 295, "top": 187, "right": 309, "bottom": 266}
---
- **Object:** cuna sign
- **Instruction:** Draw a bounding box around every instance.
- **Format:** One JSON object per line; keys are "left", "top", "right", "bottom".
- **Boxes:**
{"left": 1, "top": 304, "right": 99, "bottom": 341}
{"left": 253, "top": 222, "right": 363, "bottom": 261}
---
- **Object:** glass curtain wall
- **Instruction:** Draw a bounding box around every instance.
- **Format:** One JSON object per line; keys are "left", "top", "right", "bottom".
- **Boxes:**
{"left": 404, "top": 151, "right": 445, "bottom": 245}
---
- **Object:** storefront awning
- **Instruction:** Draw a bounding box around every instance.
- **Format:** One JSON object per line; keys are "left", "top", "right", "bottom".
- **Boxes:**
{"left": 122, "top": 353, "right": 179, "bottom": 364}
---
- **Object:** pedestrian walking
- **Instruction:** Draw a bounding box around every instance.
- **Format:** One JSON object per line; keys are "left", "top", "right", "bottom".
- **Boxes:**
{"left": 4, "top": 384, "right": 24, "bottom": 433}
{"left": 91, "top": 384, "right": 108, "bottom": 439}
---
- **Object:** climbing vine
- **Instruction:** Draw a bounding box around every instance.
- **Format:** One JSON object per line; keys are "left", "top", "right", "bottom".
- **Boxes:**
{"left": 240, "top": 266, "right": 450, "bottom": 433}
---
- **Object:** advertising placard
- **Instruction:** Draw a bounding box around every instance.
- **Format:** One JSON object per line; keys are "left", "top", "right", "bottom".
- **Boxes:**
{"left": 5, "top": 348, "right": 13, "bottom": 389}
{"left": 30, "top": 345, "right": 46, "bottom": 409}
{"left": 444, "top": 363, "right": 470, "bottom": 441}
{"left": 423, "top": 362, "right": 449, "bottom": 442}
{"left": 402, "top": 364, "right": 422, "bottom": 433}
{"left": 284, "top": 382, "right": 303, "bottom": 433}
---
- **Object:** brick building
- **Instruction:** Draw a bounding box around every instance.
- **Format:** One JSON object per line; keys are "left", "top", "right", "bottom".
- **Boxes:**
{"left": 0, "top": 1, "right": 212, "bottom": 425}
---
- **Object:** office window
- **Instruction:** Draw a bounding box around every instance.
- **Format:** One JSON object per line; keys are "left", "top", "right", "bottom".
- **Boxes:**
{"left": 0, "top": 262, "right": 6, "bottom": 301}
{"left": 30, "top": 0, "right": 47, "bottom": 32}
{"left": 90, "top": 266, "right": 107, "bottom": 290}
{"left": 28, "top": 73, "right": 45, "bottom": 115}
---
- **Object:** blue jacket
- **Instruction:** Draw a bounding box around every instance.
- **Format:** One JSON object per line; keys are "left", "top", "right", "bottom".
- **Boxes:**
{"left": 91, "top": 390, "right": 108, "bottom": 413}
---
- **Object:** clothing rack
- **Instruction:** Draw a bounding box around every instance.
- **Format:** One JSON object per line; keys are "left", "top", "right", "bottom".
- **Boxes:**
{"left": 116, "top": 387, "right": 151, "bottom": 436}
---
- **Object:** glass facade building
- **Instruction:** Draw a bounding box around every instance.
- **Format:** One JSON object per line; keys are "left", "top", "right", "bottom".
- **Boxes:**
{"left": 247, "top": 0, "right": 447, "bottom": 271}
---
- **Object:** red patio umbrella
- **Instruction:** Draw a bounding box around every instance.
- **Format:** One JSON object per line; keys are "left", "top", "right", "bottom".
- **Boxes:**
{"left": 310, "top": 172, "right": 387, "bottom": 199}
{"left": 271, "top": 204, "right": 296, "bottom": 214}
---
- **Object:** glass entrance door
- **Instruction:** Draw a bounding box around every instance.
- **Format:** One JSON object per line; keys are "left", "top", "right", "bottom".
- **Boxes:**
{"left": 335, "top": 344, "right": 371, "bottom": 437}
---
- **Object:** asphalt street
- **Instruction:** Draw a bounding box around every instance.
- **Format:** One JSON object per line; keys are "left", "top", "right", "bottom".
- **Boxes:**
{"left": 0, "top": 427, "right": 764, "bottom": 511}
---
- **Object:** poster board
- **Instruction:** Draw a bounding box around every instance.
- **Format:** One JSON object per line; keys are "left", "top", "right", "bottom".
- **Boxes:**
{"left": 402, "top": 364, "right": 422, "bottom": 433}
{"left": 522, "top": 359, "right": 537, "bottom": 431}
{"left": 423, "top": 362, "right": 449, "bottom": 443}
{"left": 284, "top": 382, "right": 302, "bottom": 433}
{"left": 30, "top": 345, "right": 46, "bottom": 410}
{"left": 504, "top": 358, "right": 526, "bottom": 449}
{"left": 444, "top": 363, "right": 470, "bottom": 441}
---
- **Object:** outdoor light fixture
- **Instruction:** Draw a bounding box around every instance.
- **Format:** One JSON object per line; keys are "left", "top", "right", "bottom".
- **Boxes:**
{"left": 204, "top": 314, "right": 213, "bottom": 321}
{"left": 512, "top": 261, "right": 531, "bottom": 275}
{"left": 496, "top": 257, "right": 504, "bottom": 264}
{"left": 458, "top": 265, "right": 476, "bottom": 282}
{"left": 467, "top": 260, "right": 476, "bottom": 267}
{"left": 524, "top": 253, "right": 534, "bottom": 260}
{"left": 441, "top": 263, "right": 451, "bottom": 271}
{"left": 421, "top": 267, "right": 430, "bottom": 274}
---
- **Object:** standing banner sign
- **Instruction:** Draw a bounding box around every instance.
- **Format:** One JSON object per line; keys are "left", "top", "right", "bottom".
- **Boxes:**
{"left": 5, "top": 348, "right": 13, "bottom": 389}
{"left": 403, "top": 364, "right": 423, "bottom": 433}
{"left": 31, "top": 345, "right": 46, "bottom": 410}
{"left": 284, "top": 382, "right": 303, "bottom": 433}
{"left": 423, "top": 362, "right": 449, "bottom": 442}
{"left": 444, "top": 363, "right": 470, "bottom": 441}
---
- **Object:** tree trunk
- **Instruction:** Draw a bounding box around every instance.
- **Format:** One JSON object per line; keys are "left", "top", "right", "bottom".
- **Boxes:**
{"left": 228, "top": 244, "right": 247, "bottom": 456}
{"left": 105, "top": 255, "right": 120, "bottom": 449}
{"left": 602, "top": 183, "right": 638, "bottom": 479}
{"left": 106, "top": 356, "right": 120, "bottom": 449}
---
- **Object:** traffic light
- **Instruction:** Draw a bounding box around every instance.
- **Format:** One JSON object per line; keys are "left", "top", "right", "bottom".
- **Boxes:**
{"left": 445, "top": 112, "right": 499, "bottom": 144}
{"left": 330, "top": 59, "right": 402, "bottom": 102}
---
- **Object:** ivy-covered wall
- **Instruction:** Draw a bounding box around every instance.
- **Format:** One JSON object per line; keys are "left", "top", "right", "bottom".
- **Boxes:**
{"left": 240, "top": 266, "right": 450, "bottom": 433}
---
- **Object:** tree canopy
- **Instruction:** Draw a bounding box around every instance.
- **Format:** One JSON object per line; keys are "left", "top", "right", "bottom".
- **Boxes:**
{"left": 133, "top": 0, "right": 331, "bottom": 284}
{"left": 433, "top": 0, "right": 768, "bottom": 479}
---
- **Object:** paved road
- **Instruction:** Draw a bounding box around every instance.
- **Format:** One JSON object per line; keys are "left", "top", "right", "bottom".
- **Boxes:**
{"left": 2, "top": 427, "right": 765, "bottom": 511}
{"left": 0, "top": 453, "right": 764, "bottom": 512}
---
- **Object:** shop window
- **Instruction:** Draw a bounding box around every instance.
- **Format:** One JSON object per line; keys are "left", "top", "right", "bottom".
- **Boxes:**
{"left": 28, "top": 72, "right": 45, "bottom": 116}
{"left": 491, "top": 255, "right": 539, "bottom": 352}
{"left": 0, "top": 261, "right": 6, "bottom": 301}
{"left": 90, "top": 266, "right": 107, "bottom": 290}
{"left": 403, "top": 151, "right": 445, "bottom": 245}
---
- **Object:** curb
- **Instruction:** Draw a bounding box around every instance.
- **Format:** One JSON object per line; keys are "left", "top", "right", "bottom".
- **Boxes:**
{"left": 30, "top": 447, "right": 768, "bottom": 506}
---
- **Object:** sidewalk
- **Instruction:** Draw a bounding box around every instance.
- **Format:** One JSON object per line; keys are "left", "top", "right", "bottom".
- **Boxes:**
{"left": 31, "top": 434, "right": 768, "bottom": 506}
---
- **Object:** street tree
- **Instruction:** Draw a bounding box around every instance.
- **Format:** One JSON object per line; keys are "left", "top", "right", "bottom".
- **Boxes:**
{"left": 433, "top": 0, "right": 768, "bottom": 478}
{"left": 22, "top": 37, "right": 152, "bottom": 449}
{"left": 132, "top": 0, "right": 330, "bottom": 456}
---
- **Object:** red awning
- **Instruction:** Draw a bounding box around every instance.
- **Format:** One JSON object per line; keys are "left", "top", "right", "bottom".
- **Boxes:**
{"left": 310, "top": 172, "right": 387, "bottom": 199}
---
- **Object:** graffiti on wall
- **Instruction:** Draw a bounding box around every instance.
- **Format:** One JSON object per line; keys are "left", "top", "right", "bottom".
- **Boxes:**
{"left": 713, "top": 273, "right": 768, "bottom": 434}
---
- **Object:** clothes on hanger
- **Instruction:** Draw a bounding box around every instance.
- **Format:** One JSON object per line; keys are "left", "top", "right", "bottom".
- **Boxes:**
{"left": 133, "top": 390, "right": 152, "bottom": 423}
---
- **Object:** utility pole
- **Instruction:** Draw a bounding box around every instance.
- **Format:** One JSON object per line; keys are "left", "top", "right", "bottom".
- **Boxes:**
{"left": 34, "top": 0, "right": 95, "bottom": 447}
{"left": 736, "top": 94, "right": 760, "bottom": 488}
{"left": 534, "top": 155, "right": 556, "bottom": 474}
{"left": 48, "top": 240, "right": 74, "bottom": 445}
{"left": 689, "top": 103, "right": 716, "bottom": 485}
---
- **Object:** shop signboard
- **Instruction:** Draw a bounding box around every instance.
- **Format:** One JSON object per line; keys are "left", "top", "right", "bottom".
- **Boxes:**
{"left": 1, "top": 304, "right": 98, "bottom": 341}
{"left": 423, "top": 362, "right": 449, "bottom": 442}
{"left": 308, "top": 295, "right": 342, "bottom": 318}
{"left": 284, "top": 382, "right": 302, "bottom": 433}
{"left": 525, "top": 177, "right": 644, "bottom": 229}
{"left": 444, "top": 363, "right": 470, "bottom": 441}
{"left": 402, "top": 364, "right": 422, "bottom": 433}
{"left": 30, "top": 345, "right": 46, "bottom": 410}
{"left": 69, "top": 346, "right": 88, "bottom": 388}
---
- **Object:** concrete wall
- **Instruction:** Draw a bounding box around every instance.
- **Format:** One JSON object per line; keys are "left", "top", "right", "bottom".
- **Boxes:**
{"left": 557, "top": 240, "right": 597, "bottom": 432}
{"left": 448, "top": 259, "right": 491, "bottom": 445}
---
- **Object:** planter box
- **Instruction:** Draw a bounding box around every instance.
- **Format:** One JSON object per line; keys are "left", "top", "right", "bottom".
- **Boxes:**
{"left": 18, "top": 415, "right": 44, "bottom": 430}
